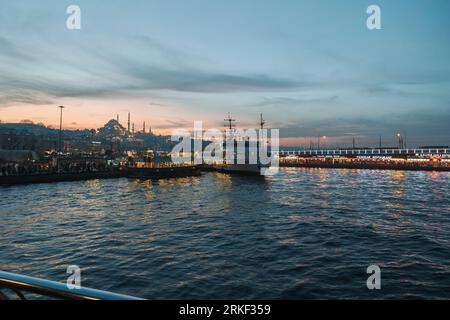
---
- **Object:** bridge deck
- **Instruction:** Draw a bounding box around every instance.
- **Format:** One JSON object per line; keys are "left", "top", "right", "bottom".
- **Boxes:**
{"left": 277, "top": 148, "right": 449, "bottom": 157}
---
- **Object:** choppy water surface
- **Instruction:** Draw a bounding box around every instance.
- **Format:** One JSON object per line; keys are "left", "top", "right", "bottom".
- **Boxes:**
{"left": 1, "top": 168, "right": 449, "bottom": 299}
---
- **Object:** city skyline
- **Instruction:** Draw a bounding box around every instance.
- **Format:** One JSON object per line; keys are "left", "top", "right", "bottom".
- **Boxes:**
{"left": 1, "top": 0, "right": 450, "bottom": 147}
{"left": 0, "top": 110, "right": 433, "bottom": 149}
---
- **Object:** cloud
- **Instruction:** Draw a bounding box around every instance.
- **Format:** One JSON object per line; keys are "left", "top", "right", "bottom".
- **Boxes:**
{"left": 0, "top": 34, "right": 309, "bottom": 107}
{"left": 0, "top": 89, "right": 54, "bottom": 107}
{"left": 130, "top": 68, "right": 302, "bottom": 93}
{"left": 163, "top": 119, "right": 195, "bottom": 129}
{"left": 0, "top": 36, "right": 36, "bottom": 63}
{"left": 248, "top": 95, "right": 338, "bottom": 108}
{"left": 149, "top": 102, "right": 167, "bottom": 107}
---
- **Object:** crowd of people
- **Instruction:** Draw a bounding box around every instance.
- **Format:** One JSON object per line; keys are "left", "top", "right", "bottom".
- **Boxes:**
{"left": 0, "top": 160, "right": 117, "bottom": 177}
{"left": 58, "top": 161, "right": 114, "bottom": 174}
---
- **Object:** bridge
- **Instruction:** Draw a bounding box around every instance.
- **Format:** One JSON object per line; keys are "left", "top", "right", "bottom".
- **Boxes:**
{"left": 275, "top": 148, "right": 450, "bottom": 158}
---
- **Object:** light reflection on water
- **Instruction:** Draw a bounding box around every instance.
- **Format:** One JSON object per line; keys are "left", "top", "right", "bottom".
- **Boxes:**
{"left": 0, "top": 168, "right": 449, "bottom": 299}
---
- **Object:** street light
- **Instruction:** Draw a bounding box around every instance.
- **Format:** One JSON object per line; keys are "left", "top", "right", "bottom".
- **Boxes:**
{"left": 58, "top": 106, "right": 65, "bottom": 154}
{"left": 317, "top": 134, "right": 327, "bottom": 149}
{"left": 396, "top": 133, "right": 405, "bottom": 149}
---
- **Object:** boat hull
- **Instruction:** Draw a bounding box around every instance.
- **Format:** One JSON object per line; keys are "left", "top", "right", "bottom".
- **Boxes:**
{"left": 209, "top": 164, "right": 265, "bottom": 175}
{"left": 0, "top": 171, "right": 124, "bottom": 185}
{"left": 127, "top": 165, "right": 201, "bottom": 180}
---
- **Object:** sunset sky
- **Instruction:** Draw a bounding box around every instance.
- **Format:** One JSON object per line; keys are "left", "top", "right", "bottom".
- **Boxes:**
{"left": 1, "top": 0, "right": 449, "bottom": 147}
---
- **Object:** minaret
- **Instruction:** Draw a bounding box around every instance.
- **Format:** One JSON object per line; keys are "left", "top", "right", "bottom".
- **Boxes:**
{"left": 143, "top": 121, "right": 146, "bottom": 133}
{"left": 132, "top": 123, "right": 135, "bottom": 134}
{"left": 116, "top": 114, "right": 119, "bottom": 123}
{"left": 127, "top": 112, "right": 131, "bottom": 133}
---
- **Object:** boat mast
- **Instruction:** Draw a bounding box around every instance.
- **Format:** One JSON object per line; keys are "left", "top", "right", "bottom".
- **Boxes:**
{"left": 224, "top": 113, "right": 236, "bottom": 131}
{"left": 258, "top": 113, "right": 266, "bottom": 152}
{"left": 259, "top": 113, "right": 265, "bottom": 130}
{"left": 224, "top": 113, "right": 237, "bottom": 140}
{"left": 223, "top": 113, "right": 237, "bottom": 164}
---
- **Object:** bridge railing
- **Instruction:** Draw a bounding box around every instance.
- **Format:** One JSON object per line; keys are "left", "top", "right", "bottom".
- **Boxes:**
{"left": 276, "top": 148, "right": 449, "bottom": 157}
{"left": 0, "top": 271, "right": 142, "bottom": 300}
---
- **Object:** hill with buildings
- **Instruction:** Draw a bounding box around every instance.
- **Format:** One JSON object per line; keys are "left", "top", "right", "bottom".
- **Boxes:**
{"left": 0, "top": 119, "right": 174, "bottom": 155}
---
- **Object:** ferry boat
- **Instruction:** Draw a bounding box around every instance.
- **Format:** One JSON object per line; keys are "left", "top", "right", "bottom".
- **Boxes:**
{"left": 127, "top": 163, "right": 201, "bottom": 179}
{"left": 208, "top": 114, "right": 271, "bottom": 176}
{"left": 126, "top": 150, "right": 201, "bottom": 180}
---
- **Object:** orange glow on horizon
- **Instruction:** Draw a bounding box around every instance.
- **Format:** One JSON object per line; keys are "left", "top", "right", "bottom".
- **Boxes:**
{"left": 0, "top": 98, "right": 203, "bottom": 135}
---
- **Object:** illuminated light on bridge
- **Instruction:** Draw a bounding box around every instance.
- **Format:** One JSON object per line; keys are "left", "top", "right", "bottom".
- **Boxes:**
{"left": 275, "top": 148, "right": 450, "bottom": 158}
